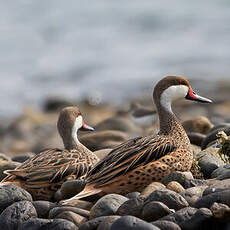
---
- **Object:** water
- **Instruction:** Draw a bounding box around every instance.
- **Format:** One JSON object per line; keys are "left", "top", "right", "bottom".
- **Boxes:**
{"left": 0, "top": 0, "right": 230, "bottom": 116}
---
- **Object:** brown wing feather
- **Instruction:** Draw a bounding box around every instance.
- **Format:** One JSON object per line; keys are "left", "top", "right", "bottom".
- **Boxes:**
{"left": 87, "top": 135, "right": 176, "bottom": 187}
{"left": 3, "top": 148, "right": 91, "bottom": 185}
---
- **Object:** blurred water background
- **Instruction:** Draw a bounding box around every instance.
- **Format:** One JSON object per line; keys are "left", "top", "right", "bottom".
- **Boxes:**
{"left": 0, "top": 0, "right": 230, "bottom": 117}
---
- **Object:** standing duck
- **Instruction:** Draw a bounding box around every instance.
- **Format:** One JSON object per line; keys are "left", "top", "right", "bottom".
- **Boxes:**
{"left": 1, "top": 106, "right": 99, "bottom": 200}
{"left": 64, "top": 76, "right": 212, "bottom": 200}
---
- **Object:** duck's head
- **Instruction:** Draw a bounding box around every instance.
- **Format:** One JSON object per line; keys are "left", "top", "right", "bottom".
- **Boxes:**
{"left": 57, "top": 106, "right": 94, "bottom": 146}
{"left": 153, "top": 75, "right": 212, "bottom": 112}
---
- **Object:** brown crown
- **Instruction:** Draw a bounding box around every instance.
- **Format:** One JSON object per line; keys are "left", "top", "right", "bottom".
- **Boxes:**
{"left": 153, "top": 75, "right": 190, "bottom": 101}
{"left": 57, "top": 106, "right": 82, "bottom": 138}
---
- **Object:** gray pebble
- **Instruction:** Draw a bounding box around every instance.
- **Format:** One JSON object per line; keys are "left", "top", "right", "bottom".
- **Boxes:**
{"left": 19, "top": 218, "right": 78, "bottom": 230}
{"left": 116, "top": 198, "right": 144, "bottom": 218}
{"left": 49, "top": 206, "right": 90, "bottom": 219}
{"left": 195, "top": 189, "right": 230, "bottom": 208}
{"left": 97, "top": 216, "right": 121, "bottom": 230}
{"left": 12, "top": 152, "right": 35, "bottom": 163}
{"left": 160, "top": 207, "right": 197, "bottom": 225}
{"left": 152, "top": 220, "right": 181, "bottom": 230}
{"left": 180, "top": 186, "right": 208, "bottom": 206}
{"left": 110, "top": 216, "right": 160, "bottom": 230}
{"left": 32, "top": 200, "right": 56, "bottom": 218}
{"left": 146, "top": 189, "right": 188, "bottom": 210}
{"left": 180, "top": 208, "right": 213, "bottom": 230}
{"left": 0, "top": 200, "right": 37, "bottom": 230}
{"left": 211, "top": 164, "right": 230, "bottom": 179}
{"left": 90, "top": 194, "right": 128, "bottom": 219}
{"left": 203, "top": 178, "right": 230, "bottom": 196}
{"left": 163, "top": 171, "right": 193, "bottom": 187}
{"left": 55, "top": 211, "right": 87, "bottom": 227}
{"left": 142, "top": 201, "right": 173, "bottom": 222}
{"left": 197, "top": 148, "right": 224, "bottom": 178}
{"left": 0, "top": 184, "right": 32, "bottom": 214}
{"left": 79, "top": 216, "right": 120, "bottom": 230}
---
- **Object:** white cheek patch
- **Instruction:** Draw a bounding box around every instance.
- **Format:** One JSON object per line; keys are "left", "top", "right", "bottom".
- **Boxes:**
{"left": 72, "top": 116, "right": 83, "bottom": 143}
{"left": 160, "top": 85, "right": 188, "bottom": 112}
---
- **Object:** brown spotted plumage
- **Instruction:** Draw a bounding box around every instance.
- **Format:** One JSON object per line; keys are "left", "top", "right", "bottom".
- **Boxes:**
{"left": 62, "top": 76, "right": 212, "bottom": 201}
{"left": 1, "top": 106, "right": 99, "bottom": 200}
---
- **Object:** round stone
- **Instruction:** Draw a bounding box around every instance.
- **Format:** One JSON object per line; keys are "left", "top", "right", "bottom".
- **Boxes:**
{"left": 32, "top": 200, "right": 56, "bottom": 218}
{"left": 116, "top": 198, "right": 144, "bottom": 218}
{"left": 146, "top": 189, "right": 188, "bottom": 210}
{"left": 89, "top": 194, "right": 128, "bottom": 219}
{"left": 0, "top": 184, "right": 32, "bottom": 214}
{"left": 0, "top": 201, "right": 37, "bottom": 230}
{"left": 167, "top": 181, "right": 185, "bottom": 193}
{"left": 151, "top": 220, "right": 182, "bottom": 230}
{"left": 19, "top": 218, "right": 77, "bottom": 230}
{"left": 79, "top": 216, "right": 120, "bottom": 230}
{"left": 141, "top": 182, "right": 166, "bottom": 198}
{"left": 142, "top": 201, "right": 172, "bottom": 222}
{"left": 110, "top": 216, "right": 160, "bottom": 230}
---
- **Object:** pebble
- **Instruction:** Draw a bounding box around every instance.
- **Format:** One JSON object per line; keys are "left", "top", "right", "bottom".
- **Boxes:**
{"left": 167, "top": 181, "right": 185, "bottom": 193}
{"left": 201, "top": 126, "right": 230, "bottom": 150}
{"left": 59, "top": 199, "right": 93, "bottom": 211}
{"left": 109, "top": 216, "right": 160, "bottom": 230}
{"left": 160, "top": 207, "right": 197, "bottom": 225}
{"left": 55, "top": 211, "right": 87, "bottom": 227}
{"left": 179, "top": 208, "right": 213, "bottom": 230}
{"left": 162, "top": 171, "right": 194, "bottom": 188}
{"left": 0, "top": 200, "right": 37, "bottom": 230}
{"left": 19, "top": 218, "right": 78, "bottom": 230}
{"left": 195, "top": 189, "right": 230, "bottom": 208}
{"left": 54, "top": 180, "right": 86, "bottom": 201}
{"left": 203, "top": 178, "right": 230, "bottom": 196}
{"left": 197, "top": 147, "right": 224, "bottom": 178}
{"left": 89, "top": 194, "right": 128, "bottom": 219}
{"left": 210, "top": 202, "right": 230, "bottom": 221}
{"left": 125, "top": 192, "right": 140, "bottom": 199}
{"left": 49, "top": 206, "right": 90, "bottom": 219}
{"left": 11, "top": 152, "right": 35, "bottom": 163}
{"left": 97, "top": 216, "right": 121, "bottom": 230}
{"left": 187, "top": 132, "right": 206, "bottom": 147}
{"left": 183, "top": 179, "right": 208, "bottom": 188}
{"left": 211, "top": 164, "right": 230, "bottom": 179}
{"left": 0, "top": 184, "right": 32, "bottom": 214}
{"left": 180, "top": 186, "right": 208, "bottom": 207}
{"left": 146, "top": 189, "right": 189, "bottom": 210}
{"left": 140, "top": 182, "right": 166, "bottom": 198}
{"left": 32, "top": 200, "right": 56, "bottom": 218}
{"left": 151, "top": 220, "right": 182, "bottom": 230}
{"left": 79, "top": 215, "right": 120, "bottom": 230}
{"left": 182, "top": 116, "right": 213, "bottom": 135}
{"left": 142, "top": 201, "right": 173, "bottom": 222}
{"left": 116, "top": 197, "right": 144, "bottom": 218}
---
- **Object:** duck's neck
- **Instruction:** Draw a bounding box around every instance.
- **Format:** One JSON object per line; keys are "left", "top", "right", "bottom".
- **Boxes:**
{"left": 62, "top": 130, "right": 85, "bottom": 151}
{"left": 156, "top": 100, "right": 188, "bottom": 140}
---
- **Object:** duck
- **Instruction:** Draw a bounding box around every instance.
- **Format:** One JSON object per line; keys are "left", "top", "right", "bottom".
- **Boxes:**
{"left": 1, "top": 106, "right": 99, "bottom": 201}
{"left": 62, "top": 76, "right": 212, "bottom": 201}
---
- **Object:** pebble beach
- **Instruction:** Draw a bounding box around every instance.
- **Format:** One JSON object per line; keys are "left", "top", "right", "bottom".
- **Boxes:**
{"left": 0, "top": 77, "right": 230, "bottom": 229}
{"left": 1, "top": 1, "right": 230, "bottom": 229}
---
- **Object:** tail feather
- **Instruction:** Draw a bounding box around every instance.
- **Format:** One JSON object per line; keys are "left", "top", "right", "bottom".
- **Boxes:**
{"left": 60, "top": 185, "right": 102, "bottom": 205}
{"left": 0, "top": 180, "right": 23, "bottom": 188}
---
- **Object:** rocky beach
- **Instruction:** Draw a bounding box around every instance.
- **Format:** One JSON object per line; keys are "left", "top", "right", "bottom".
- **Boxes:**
{"left": 0, "top": 77, "right": 230, "bottom": 229}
